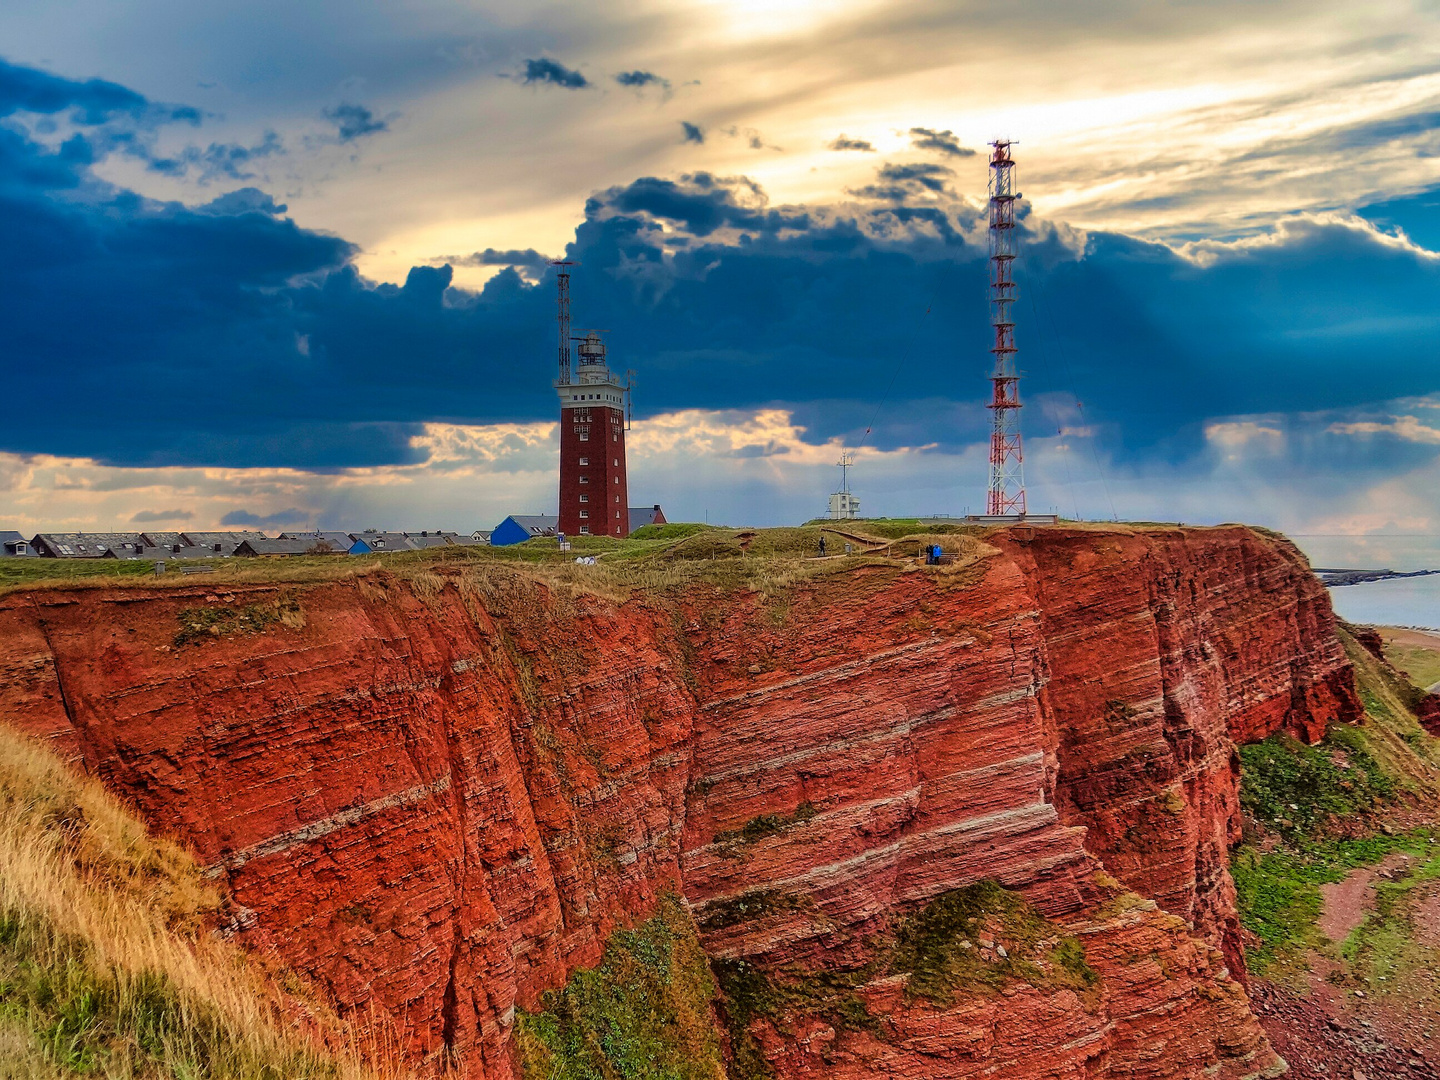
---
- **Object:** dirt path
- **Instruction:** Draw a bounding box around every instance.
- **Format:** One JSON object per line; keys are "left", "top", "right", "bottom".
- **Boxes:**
{"left": 1319, "top": 853, "right": 1413, "bottom": 943}
{"left": 1258, "top": 853, "right": 1440, "bottom": 1077}
{"left": 1413, "top": 884, "right": 1440, "bottom": 949}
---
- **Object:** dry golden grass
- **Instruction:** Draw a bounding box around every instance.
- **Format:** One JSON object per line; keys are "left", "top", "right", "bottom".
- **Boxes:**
{"left": 0, "top": 724, "right": 408, "bottom": 1078}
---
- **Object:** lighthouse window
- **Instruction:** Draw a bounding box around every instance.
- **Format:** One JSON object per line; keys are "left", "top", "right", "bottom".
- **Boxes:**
{"left": 614, "top": 494, "right": 620, "bottom": 503}
{"left": 613, "top": 459, "right": 618, "bottom": 467}
{"left": 579, "top": 475, "right": 589, "bottom": 484}
{"left": 579, "top": 510, "right": 589, "bottom": 519}
{"left": 579, "top": 457, "right": 589, "bottom": 465}
{"left": 579, "top": 494, "right": 588, "bottom": 503}
{"left": 579, "top": 431, "right": 589, "bottom": 441}
{"left": 580, "top": 526, "right": 590, "bottom": 535}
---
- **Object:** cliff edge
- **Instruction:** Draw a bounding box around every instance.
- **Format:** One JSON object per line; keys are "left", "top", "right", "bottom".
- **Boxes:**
{"left": 0, "top": 524, "right": 1358, "bottom": 1078}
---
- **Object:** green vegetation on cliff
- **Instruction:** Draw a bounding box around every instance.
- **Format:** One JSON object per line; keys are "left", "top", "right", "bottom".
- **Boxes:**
{"left": 1232, "top": 626, "right": 1440, "bottom": 984}
{"left": 0, "top": 725, "right": 388, "bottom": 1079}
{"left": 711, "top": 880, "right": 1099, "bottom": 1080}
{"left": 890, "top": 880, "right": 1099, "bottom": 1005}
{"left": 515, "top": 894, "right": 726, "bottom": 1080}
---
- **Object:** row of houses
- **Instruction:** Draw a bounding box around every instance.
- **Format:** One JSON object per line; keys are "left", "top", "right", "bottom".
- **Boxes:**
{"left": 0, "top": 507, "right": 667, "bottom": 559}
{"left": 0, "top": 529, "right": 490, "bottom": 560}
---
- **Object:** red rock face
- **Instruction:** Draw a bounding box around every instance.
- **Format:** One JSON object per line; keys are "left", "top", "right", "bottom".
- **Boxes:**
{"left": 994, "top": 529, "right": 1359, "bottom": 982}
{"left": 0, "top": 526, "right": 1357, "bottom": 1079}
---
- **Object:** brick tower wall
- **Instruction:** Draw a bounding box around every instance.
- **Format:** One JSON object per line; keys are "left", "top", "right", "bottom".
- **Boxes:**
{"left": 558, "top": 404, "right": 629, "bottom": 538}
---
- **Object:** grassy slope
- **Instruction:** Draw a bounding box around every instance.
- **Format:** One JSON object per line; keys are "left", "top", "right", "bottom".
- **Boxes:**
{"left": 0, "top": 725, "right": 398, "bottom": 1080}
{"left": 1379, "top": 629, "right": 1440, "bottom": 691}
{"left": 1232, "top": 625, "right": 1440, "bottom": 990}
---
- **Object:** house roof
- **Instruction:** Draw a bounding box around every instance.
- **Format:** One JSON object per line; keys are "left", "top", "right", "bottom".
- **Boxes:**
{"left": 33, "top": 533, "right": 145, "bottom": 558}
{"left": 352, "top": 532, "right": 414, "bottom": 551}
{"left": 181, "top": 531, "right": 269, "bottom": 550}
{"left": 628, "top": 505, "right": 664, "bottom": 529}
{"left": 233, "top": 538, "right": 328, "bottom": 556}
{"left": 1, "top": 532, "right": 34, "bottom": 555}
{"left": 279, "top": 531, "right": 357, "bottom": 550}
{"left": 139, "top": 532, "right": 186, "bottom": 548}
{"left": 504, "top": 515, "right": 559, "bottom": 536}
{"left": 170, "top": 546, "right": 223, "bottom": 560}
{"left": 404, "top": 533, "right": 450, "bottom": 549}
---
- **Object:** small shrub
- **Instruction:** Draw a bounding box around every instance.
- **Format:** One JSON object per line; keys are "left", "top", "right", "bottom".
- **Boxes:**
{"left": 173, "top": 596, "right": 303, "bottom": 647}
{"left": 713, "top": 802, "right": 818, "bottom": 848}
{"left": 698, "top": 890, "right": 812, "bottom": 932}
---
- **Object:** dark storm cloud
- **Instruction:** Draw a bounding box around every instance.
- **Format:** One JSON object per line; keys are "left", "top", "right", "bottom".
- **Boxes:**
{"left": 908, "top": 127, "right": 974, "bottom": 158}
{"left": 148, "top": 130, "right": 283, "bottom": 181}
{"left": 828, "top": 134, "right": 875, "bottom": 151}
{"left": 879, "top": 205, "right": 963, "bottom": 245}
{"left": 680, "top": 121, "right": 704, "bottom": 143}
{"left": 615, "top": 70, "right": 670, "bottom": 91}
{"left": 515, "top": 58, "right": 588, "bottom": 89}
{"left": 592, "top": 173, "right": 809, "bottom": 236}
{"left": 441, "top": 247, "right": 551, "bottom": 270}
{"left": 0, "top": 55, "right": 195, "bottom": 125}
{"left": 324, "top": 102, "right": 388, "bottom": 141}
{"left": 856, "top": 161, "right": 957, "bottom": 200}
{"left": 3, "top": 63, "right": 1439, "bottom": 475}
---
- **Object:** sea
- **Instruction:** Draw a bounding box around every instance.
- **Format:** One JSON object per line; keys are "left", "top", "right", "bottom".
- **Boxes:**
{"left": 1327, "top": 575, "right": 1440, "bottom": 630}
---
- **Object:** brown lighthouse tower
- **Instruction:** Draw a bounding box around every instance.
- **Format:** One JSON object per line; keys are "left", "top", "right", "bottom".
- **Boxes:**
{"left": 554, "top": 264, "right": 630, "bottom": 537}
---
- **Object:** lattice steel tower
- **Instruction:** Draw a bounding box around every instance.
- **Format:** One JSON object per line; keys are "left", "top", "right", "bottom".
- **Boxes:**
{"left": 553, "top": 260, "right": 574, "bottom": 385}
{"left": 986, "top": 140, "right": 1026, "bottom": 515}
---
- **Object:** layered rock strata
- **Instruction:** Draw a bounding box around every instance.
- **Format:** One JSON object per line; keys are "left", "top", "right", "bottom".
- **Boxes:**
{"left": 0, "top": 526, "right": 1356, "bottom": 1078}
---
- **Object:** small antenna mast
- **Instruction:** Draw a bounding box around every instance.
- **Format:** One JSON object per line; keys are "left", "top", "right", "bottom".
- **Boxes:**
{"left": 625, "top": 369, "right": 637, "bottom": 431}
{"left": 552, "top": 260, "right": 574, "bottom": 385}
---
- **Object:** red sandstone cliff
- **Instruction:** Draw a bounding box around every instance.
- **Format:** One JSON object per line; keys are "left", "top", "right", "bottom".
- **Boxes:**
{"left": 0, "top": 526, "right": 1357, "bottom": 1078}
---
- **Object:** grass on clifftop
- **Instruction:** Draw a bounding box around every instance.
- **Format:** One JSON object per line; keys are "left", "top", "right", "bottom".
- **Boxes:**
{"left": 0, "top": 520, "right": 1248, "bottom": 604}
{"left": 0, "top": 724, "right": 396, "bottom": 1079}
{"left": 1232, "top": 625, "right": 1440, "bottom": 984}
{"left": 515, "top": 894, "right": 725, "bottom": 1080}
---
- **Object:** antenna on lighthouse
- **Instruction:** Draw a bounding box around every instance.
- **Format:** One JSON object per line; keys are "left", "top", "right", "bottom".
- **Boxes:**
{"left": 985, "top": 140, "right": 1026, "bottom": 516}
{"left": 552, "top": 260, "right": 574, "bottom": 385}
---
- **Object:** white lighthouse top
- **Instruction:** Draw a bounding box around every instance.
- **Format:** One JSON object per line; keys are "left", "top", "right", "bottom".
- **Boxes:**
{"left": 558, "top": 332, "right": 625, "bottom": 409}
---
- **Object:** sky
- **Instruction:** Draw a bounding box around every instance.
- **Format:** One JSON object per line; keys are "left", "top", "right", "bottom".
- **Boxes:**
{"left": 1, "top": 0, "right": 1438, "bottom": 568}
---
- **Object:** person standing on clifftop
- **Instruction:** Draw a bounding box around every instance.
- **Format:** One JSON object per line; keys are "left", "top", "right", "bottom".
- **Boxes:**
{"left": 819, "top": 536, "right": 827, "bottom": 557}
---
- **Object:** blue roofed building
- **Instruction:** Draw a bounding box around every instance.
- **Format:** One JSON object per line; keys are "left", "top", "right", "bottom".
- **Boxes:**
{"left": 490, "top": 515, "right": 559, "bottom": 547}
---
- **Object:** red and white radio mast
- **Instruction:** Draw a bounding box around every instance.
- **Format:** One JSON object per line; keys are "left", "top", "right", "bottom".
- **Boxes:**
{"left": 986, "top": 140, "right": 1026, "bottom": 516}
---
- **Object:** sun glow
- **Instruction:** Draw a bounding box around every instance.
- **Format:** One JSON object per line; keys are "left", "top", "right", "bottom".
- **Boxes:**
{"left": 681, "top": 0, "right": 886, "bottom": 41}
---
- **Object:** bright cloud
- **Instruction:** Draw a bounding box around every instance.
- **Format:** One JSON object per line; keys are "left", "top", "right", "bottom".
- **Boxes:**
{"left": 1328, "top": 415, "right": 1440, "bottom": 444}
